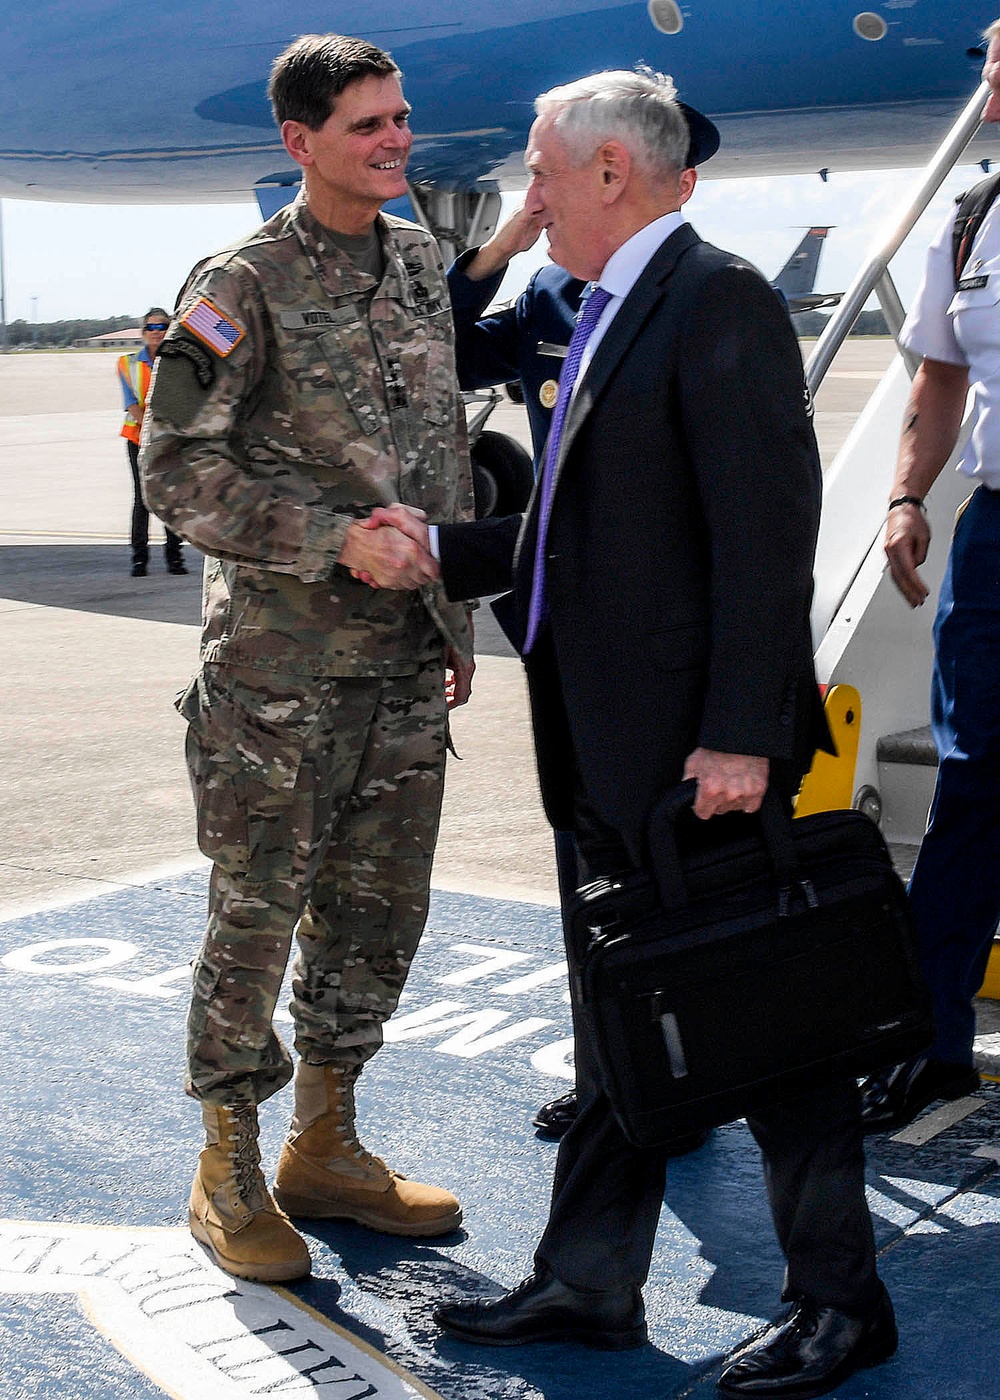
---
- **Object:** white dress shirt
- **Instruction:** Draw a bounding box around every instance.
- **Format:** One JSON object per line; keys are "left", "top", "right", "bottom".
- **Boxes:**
{"left": 574, "top": 209, "right": 686, "bottom": 390}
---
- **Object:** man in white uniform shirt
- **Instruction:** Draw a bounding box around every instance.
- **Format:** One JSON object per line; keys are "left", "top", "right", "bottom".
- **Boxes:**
{"left": 861, "top": 21, "right": 1000, "bottom": 1133}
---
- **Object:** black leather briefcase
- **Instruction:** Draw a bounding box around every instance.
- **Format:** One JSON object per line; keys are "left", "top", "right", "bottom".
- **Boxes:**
{"left": 573, "top": 785, "right": 932, "bottom": 1146}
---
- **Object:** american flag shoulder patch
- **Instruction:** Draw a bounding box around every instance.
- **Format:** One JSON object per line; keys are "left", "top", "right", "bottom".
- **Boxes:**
{"left": 180, "top": 297, "right": 246, "bottom": 357}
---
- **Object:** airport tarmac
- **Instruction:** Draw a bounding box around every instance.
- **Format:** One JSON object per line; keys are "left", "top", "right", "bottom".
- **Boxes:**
{"left": 0, "top": 341, "right": 894, "bottom": 919}
{"left": 8, "top": 344, "right": 1000, "bottom": 1400}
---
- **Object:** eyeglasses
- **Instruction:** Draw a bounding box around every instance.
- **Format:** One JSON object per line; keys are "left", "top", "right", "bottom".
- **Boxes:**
{"left": 144, "top": 322, "right": 169, "bottom": 332}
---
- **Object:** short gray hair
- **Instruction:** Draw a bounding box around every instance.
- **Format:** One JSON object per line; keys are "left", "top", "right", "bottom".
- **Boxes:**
{"left": 985, "top": 18, "right": 1000, "bottom": 42}
{"left": 534, "top": 68, "right": 690, "bottom": 183}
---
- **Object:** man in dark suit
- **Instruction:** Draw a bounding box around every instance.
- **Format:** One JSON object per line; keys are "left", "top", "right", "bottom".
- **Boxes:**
{"left": 448, "top": 208, "right": 709, "bottom": 1151}
{"left": 365, "top": 67, "right": 895, "bottom": 1399}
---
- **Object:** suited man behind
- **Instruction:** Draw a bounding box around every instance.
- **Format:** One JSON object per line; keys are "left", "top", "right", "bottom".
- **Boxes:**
{"left": 447, "top": 207, "right": 585, "bottom": 466}
{"left": 366, "top": 69, "right": 895, "bottom": 1398}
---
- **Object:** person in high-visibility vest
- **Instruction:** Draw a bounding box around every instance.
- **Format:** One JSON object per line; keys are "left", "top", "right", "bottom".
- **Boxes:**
{"left": 117, "top": 309, "right": 187, "bottom": 576}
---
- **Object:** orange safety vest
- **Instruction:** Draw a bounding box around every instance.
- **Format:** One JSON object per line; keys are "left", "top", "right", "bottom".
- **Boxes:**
{"left": 118, "top": 350, "right": 152, "bottom": 444}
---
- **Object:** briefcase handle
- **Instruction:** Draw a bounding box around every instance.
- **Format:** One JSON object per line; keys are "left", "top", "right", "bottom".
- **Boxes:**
{"left": 648, "top": 780, "right": 817, "bottom": 914}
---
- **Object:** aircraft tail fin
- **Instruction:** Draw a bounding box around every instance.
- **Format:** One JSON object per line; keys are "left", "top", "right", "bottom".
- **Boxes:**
{"left": 773, "top": 227, "right": 831, "bottom": 299}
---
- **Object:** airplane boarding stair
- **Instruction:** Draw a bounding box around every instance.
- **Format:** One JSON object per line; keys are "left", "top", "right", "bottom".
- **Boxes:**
{"left": 805, "top": 76, "right": 1000, "bottom": 1061}
{"left": 811, "top": 357, "right": 972, "bottom": 844}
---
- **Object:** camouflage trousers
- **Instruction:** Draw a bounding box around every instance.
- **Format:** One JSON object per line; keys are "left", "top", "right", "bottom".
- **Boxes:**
{"left": 178, "top": 657, "right": 447, "bottom": 1107}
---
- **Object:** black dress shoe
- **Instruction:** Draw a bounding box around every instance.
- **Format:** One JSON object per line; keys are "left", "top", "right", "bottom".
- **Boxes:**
{"left": 433, "top": 1267, "right": 647, "bottom": 1349}
{"left": 166, "top": 560, "right": 189, "bottom": 575}
{"left": 860, "top": 1056, "right": 980, "bottom": 1134}
{"left": 532, "top": 1090, "right": 578, "bottom": 1137}
{"left": 532, "top": 1089, "right": 710, "bottom": 1156}
{"left": 717, "top": 1289, "right": 897, "bottom": 1398}
{"left": 130, "top": 562, "right": 148, "bottom": 577}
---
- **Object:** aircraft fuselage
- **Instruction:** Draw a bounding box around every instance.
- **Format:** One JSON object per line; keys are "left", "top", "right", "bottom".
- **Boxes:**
{"left": 0, "top": 1, "right": 995, "bottom": 204}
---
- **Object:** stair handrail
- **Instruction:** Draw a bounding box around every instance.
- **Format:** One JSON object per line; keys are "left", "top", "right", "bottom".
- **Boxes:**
{"left": 806, "top": 80, "right": 990, "bottom": 396}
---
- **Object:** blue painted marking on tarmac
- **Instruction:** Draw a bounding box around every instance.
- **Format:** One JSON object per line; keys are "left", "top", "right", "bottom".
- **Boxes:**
{"left": 3, "top": 874, "right": 1000, "bottom": 1396}
{"left": 0, "top": 1292, "right": 167, "bottom": 1400}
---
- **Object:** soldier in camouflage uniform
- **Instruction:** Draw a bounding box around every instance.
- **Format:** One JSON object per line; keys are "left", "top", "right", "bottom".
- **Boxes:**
{"left": 140, "top": 33, "right": 475, "bottom": 1283}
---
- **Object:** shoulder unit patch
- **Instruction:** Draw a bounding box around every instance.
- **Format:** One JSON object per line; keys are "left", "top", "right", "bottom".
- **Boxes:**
{"left": 158, "top": 336, "right": 216, "bottom": 387}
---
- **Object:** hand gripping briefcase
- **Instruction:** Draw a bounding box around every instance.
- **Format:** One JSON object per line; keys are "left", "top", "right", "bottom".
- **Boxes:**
{"left": 572, "top": 784, "right": 932, "bottom": 1146}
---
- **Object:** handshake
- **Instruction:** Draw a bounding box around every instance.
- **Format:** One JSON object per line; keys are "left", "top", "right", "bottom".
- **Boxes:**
{"left": 342, "top": 502, "right": 476, "bottom": 710}
{"left": 339, "top": 503, "right": 439, "bottom": 591}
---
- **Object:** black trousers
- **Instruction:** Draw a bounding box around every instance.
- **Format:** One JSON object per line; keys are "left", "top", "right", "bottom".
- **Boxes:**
{"left": 127, "top": 440, "right": 183, "bottom": 565}
{"left": 533, "top": 793, "right": 882, "bottom": 1316}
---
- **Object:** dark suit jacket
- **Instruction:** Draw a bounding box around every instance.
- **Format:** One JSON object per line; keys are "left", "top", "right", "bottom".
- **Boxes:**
{"left": 440, "top": 223, "right": 831, "bottom": 862}
{"left": 447, "top": 250, "right": 586, "bottom": 465}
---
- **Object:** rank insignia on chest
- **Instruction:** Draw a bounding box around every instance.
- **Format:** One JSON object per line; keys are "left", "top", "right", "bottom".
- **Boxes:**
{"left": 405, "top": 277, "right": 446, "bottom": 316}
{"left": 384, "top": 357, "right": 409, "bottom": 411}
{"left": 180, "top": 298, "right": 246, "bottom": 356}
{"left": 958, "top": 274, "right": 989, "bottom": 291}
{"left": 539, "top": 379, "right": 559, "bottom": 410}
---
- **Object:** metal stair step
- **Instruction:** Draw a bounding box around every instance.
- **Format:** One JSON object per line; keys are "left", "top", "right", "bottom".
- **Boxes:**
{"left": 876, "top": 725, "right": 936, "bottom": 845}
{"left": 876, "top": 724, "right": 937, "bottom": 766}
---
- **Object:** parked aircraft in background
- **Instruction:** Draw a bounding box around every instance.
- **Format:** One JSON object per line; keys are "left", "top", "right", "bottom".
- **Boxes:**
{"left": 773, "top": 227, "right": 845, "bottom": 313}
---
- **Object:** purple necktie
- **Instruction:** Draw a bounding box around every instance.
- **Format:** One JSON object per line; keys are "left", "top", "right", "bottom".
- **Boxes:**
{"left": 523, "top": 284, "right": 612, "bottom": 654}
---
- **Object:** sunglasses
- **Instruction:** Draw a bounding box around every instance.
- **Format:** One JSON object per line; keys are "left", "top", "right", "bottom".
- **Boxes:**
{"left": 144, "top": 322, "right": 169, "bottom": 332}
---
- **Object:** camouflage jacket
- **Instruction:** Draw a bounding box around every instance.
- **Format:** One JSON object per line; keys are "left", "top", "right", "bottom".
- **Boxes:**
{"left": 141, "top": 192, "right": 474, "bottom": 676}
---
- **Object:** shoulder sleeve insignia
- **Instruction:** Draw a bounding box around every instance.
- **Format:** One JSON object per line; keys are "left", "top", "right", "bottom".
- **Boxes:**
{"left": 158, "top": 337, "right": 216, "bottom": 388}
{"left": 179, "top": 297, "right": 246, "bottom": 357}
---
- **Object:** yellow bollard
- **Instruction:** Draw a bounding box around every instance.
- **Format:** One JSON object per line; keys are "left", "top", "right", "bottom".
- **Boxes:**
{"left": 793, "top": 685, "right": 1000, "bottom": 1004}
{"left": 794, "top": 685, "right": 861, "bottom": 817}
{"left": 976, "top": 954, "right": 1000, "bottom": 1003}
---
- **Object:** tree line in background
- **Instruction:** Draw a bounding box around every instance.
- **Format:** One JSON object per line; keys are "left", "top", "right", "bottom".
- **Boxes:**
{"left": 1, "top": 307, "right": 891, "bottom": 350}
{"left": 2, "top": 315, "right": 138, "bottom": 348}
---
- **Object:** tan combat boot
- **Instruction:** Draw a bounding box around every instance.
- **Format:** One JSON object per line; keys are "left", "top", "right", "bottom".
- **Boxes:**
{"left": 189, "top": 1102, "right": 311, "bottom": 1281}
{"left": 273, "top": 1062, "right": 462, "bottom": 1237}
